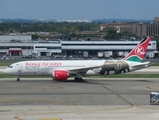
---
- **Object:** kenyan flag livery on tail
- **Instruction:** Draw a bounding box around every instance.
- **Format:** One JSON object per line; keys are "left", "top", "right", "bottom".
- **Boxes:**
{"left": 123, "top": 36, "right": 151, "bottom": 63}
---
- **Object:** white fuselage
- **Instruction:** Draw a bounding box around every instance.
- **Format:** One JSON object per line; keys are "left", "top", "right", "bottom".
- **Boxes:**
{"left": 4, "top": 60, "right": 149, "bottom": 77}
{"left": 4, "top": 60, "right": 106, "bottom": 76}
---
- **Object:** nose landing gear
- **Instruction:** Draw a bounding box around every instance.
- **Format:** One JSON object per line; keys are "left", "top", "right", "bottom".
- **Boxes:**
{"left": 16, "top": 76, "right": 20, "bottom": 81}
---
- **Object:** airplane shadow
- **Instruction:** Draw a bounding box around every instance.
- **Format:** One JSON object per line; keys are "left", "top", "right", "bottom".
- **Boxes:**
{"left": 58, "top": 79, "right": 111, "bottom": 85}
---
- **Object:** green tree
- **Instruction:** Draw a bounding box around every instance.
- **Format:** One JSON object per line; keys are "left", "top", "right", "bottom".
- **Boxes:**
{"left": 32, "top": 34, "right": 39, "bottom": 40}
{"left": 103, "top": 27, "right": 121, "bottom": 39}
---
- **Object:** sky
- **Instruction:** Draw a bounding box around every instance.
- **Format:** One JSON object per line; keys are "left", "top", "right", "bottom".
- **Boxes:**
{"left": 0, "top": 0, "right": 159, "bottom": 20}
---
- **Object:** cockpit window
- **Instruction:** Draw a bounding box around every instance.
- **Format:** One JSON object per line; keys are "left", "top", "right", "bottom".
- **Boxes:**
{"left": 8, "top": 66, "right": 13, "bottom": 68}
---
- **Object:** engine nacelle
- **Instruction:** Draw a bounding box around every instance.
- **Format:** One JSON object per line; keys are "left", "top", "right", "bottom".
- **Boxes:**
{"left": 52, "top": 70, "right": 69, "bottom": 81}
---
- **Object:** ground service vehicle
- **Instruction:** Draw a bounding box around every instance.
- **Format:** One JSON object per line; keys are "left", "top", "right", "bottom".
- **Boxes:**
{"left": 150, "top": 92, "right": 159, "bottom": 104}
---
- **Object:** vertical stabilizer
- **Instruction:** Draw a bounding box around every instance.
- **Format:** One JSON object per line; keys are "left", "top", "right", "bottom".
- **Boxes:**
{"left": 123, "top": 36, "right": 151, "bottom": 63}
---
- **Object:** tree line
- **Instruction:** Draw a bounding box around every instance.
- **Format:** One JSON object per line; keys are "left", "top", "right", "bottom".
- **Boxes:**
{"left": 0, "top": 22, "right": 99, "bottom": 33}
{"left": 0, "top": 22, "right": 139, "bottom": 40}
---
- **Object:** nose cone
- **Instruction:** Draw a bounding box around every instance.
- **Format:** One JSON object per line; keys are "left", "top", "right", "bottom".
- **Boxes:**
{"left": 4, "top": 68, "right": 8, "bottom": 74}
{"left": 4, "top": 68, "right": 13, "bottom": 75}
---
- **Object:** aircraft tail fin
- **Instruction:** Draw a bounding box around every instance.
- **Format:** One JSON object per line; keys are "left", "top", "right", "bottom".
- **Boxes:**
{"left": 123, "top": 36, "right": 151, "bottom": 63}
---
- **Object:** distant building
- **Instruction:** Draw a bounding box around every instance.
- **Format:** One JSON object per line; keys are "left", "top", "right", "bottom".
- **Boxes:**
{"left": 154, "top": 17, "right": 159, "bottom": 24}
{"left": 74, "top": 31, "right": 106, "bottom": 40}
{"left": 132, "top": 23, "right": 159, "bottom": 37}
{"left": 100, "top": 22, "right": 132, "bottom": 33}
{"left": 100, "top": 17, "right": 159, "bottom": 38}
{"left": 0, "top": 35, "right": 32, "bottom": 43}
{"left": 0, "top": 35, "right": 156, "bottom": 59}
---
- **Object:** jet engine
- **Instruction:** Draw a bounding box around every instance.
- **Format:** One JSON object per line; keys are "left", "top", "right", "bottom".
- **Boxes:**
{"left": 52, "top": 70, "right": 69, "bottom": 81}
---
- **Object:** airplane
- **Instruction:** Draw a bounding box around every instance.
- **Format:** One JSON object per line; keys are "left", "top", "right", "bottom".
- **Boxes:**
{"left": 4, "top": 36, "right": 151, "bottom": 82}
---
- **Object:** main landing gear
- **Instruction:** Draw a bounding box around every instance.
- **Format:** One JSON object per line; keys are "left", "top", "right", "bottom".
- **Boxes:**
{"left": 16, "top": 76, "right": 20, "bottom": 81}
{"left": 74, "top": 77, "right": 83, "bottom": 82}
{"left": 74, "top": 73, "right": 84, "bottom": 82}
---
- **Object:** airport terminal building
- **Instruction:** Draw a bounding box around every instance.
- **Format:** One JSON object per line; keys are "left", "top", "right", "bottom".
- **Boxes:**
{"left": 0, "top": 35, "right": 157, "bottom": 59}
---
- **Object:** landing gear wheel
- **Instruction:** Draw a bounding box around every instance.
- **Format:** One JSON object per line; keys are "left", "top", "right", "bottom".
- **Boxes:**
{"left": 74, "top": 77, "right": 83, "bottom": 82}
{"left": 74, "top": 77, "right": 78, "bottom": 81}
{"left": 17, "top": 78, "right": 20, "bottom": 81}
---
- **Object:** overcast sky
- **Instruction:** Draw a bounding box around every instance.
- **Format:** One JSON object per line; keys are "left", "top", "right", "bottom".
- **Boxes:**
{"left": 0, "top": 0, "right": 158, "bottom": 20}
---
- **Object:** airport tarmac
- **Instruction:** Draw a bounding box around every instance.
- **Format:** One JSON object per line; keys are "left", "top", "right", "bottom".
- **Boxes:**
{"left": 0, "top": 77, "right": 159, "bottom": 120}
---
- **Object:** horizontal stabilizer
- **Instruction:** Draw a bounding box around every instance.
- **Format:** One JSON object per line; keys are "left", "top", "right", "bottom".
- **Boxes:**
{"left": 130, "top": 62, "right": 150, "bottom": 67}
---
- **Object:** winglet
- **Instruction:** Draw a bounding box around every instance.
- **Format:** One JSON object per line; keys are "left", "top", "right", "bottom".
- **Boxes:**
{"left": 123, "top": 36, "right": 151, "bottom": 63}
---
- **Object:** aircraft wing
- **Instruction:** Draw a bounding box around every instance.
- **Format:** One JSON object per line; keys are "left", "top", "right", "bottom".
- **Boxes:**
{"left": 68, "top": 65, "right": 103, "bottom": 74}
